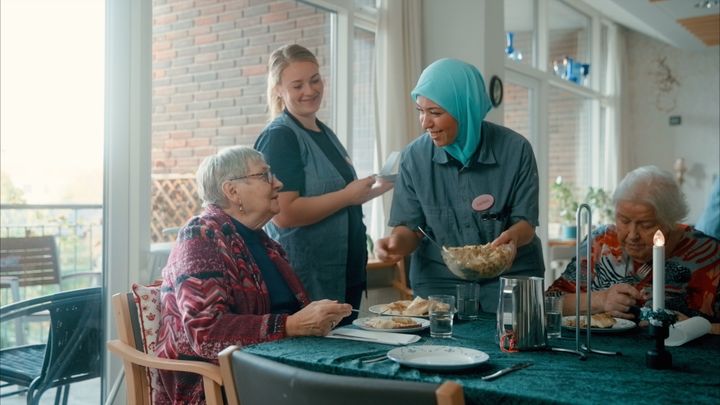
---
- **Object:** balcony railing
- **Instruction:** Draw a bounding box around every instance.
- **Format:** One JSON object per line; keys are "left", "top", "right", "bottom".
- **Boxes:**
{"left": 0, "top": 204, "right": 103, "bottom": 304}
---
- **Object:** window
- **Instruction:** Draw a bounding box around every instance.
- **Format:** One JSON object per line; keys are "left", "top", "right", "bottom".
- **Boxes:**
{"left": 548, "top": 0, "right": 591, "bottom": 87}
{"left": 150, "top": 0, "right": 335, "bottom": 243}
{"left": 504, "top": 2, "right": 619, "bottom": 247}
{"left": 148, "top": 0, "right": 381, "bottom": 243}
{"left": 504, "top": 0, "right": 535, "bottom": 66}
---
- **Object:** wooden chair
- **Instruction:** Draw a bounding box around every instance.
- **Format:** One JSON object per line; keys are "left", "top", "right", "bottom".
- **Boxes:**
{"left": 0, "top": 235, "right": 102, "bottom": 298}
{"left": 106, "top": 288, "right": 224, "bottom": 405}
{"left": 367, "top": 257, "right": 413, "bottom": 300}
{"left": 218, "top": 346, "right": 465, "bottom": 405}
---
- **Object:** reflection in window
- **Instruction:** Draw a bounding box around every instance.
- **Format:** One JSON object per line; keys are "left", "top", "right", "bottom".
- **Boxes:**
{"left": 504, "top": 0, "right": 535, "bottom": 66}
{"left": 548, "top": 0, "right": 590, "bottom": 86}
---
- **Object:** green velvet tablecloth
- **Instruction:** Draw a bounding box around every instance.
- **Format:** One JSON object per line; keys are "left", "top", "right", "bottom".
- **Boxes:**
{"left": 242, "top": 313, "right": 720, "bottom": 404}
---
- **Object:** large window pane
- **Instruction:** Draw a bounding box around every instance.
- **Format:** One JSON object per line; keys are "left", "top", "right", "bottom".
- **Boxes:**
{"left": 504, "top": 0, "right": 535, "bottom": 66}
{"left": 547, "top": 86, "right": 591, "bottom": 236}
{"left": 150, "top": 0, "right": 334, "bottom": 243}
{"left": 352, "top": 27, "right": 376, "bottom": 221}
{"left": 548, "top": 0, "right": 590, "bottom": 86}
{"left": 1, "top": 1, "right": 104, "bottom": 403}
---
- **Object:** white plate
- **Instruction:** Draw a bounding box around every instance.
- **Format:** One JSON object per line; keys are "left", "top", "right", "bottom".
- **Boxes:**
{"left": 387, "top": 345, "right": 489, "bottom": 371}
{"left": 368, "top": 304, "right": 429, "bottom": 318}
{"left": 353, "top": 317, "right": 429, "bottom": 333}
{"left": 561, "top": 316, "right": 637, "bottom": 333}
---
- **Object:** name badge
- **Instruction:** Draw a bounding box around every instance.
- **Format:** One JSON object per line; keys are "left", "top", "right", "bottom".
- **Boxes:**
{"left": 472, "top": 194, "right": 494, "bottom": 211}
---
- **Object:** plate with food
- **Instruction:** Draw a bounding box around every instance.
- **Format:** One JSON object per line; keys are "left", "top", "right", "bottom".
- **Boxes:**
{"left": 369, "top": 296, "right": 431, "bottom": 317}
{"left": 353, "top": 316, "right": 430, "bottom": 333}
{"left": 562, "top": 313, "right": 637, "bottom": 333}
{"left": 387, "top": 345, "right": 489, "bottom": 371}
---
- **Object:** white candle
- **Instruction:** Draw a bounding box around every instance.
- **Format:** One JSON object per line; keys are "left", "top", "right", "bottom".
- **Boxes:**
{"left": 652, "top": 230, "right": 665, "bottom": 311}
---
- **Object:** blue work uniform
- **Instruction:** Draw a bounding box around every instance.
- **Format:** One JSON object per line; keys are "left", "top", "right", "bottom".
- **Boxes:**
{"left": 255, "top": 111, "right": 367, "bottom": 313}
{"left": 389, "top": 121, "right": 545, "bottom": 312}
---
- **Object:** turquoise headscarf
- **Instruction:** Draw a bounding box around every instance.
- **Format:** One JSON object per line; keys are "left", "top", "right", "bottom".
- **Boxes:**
{"left": 410, "top": 58, "right": 492, "bottom": 167}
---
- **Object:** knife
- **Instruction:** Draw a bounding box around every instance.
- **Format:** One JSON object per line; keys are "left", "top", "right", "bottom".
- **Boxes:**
{"left": 328, "top": 332, "right": 380, "bottom": 342}
{"left": 481, "top": 362, "right": 533, "bottom": 381}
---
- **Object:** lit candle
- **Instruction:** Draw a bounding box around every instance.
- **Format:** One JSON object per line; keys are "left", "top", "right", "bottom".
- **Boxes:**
{"left": 652, "top": 230, "right": 665, "bottom": 311}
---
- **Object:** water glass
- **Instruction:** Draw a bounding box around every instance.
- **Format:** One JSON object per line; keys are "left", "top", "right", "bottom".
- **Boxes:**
{"left": 456, "top": 283, "right": 480, "bottom": 320}
{"left": 429, "top": 295, "right": 455, "bottom": 338}
{"left": 545, "top": 295, "right": 563, "bottom": 339}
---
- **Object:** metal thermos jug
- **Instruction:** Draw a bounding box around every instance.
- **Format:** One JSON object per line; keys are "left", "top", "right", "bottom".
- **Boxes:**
{"left": 497, "top": 276, "right": 547, "bottom": 351}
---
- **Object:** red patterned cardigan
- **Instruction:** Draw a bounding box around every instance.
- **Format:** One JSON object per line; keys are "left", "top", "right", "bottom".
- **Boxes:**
{"left": 154, "top": 205, "right": 311, "bottom": 404}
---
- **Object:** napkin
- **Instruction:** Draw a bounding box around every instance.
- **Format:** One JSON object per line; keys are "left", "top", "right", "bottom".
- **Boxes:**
{"left": 326, "top": 327, "right": 421, "bottom": 345}
{"left": 377, "top": 151, "right": 400, "bottom": 181}
{"left": 665, "top": 316, "right": 711, "bottom": 347}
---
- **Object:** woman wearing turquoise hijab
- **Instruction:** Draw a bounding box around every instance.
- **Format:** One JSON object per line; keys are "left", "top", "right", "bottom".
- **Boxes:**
{"left": 376, "top": 59, "right": 544, "bottom": 311}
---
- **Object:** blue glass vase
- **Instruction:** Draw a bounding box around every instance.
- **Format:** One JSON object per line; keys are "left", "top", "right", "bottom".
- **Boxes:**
{"left": 505, "top": 32, "right": 515, "bottom": 56}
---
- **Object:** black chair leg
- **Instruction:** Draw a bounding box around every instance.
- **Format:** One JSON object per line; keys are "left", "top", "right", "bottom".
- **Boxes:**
{"left": 53, "top": 384, "right": 69, "bottom": 405}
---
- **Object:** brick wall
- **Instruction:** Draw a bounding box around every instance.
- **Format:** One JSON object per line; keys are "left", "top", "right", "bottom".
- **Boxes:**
{"left": 151, "top": 0, "right": 332, "bottom": 176}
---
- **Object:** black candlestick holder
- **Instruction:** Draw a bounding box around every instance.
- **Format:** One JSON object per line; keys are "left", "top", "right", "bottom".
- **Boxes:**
{"left": 646, "top": 321, "right": 672, "bottom": 369}
{"left": 642, "top": 307, "right": 677, "bottom": 370}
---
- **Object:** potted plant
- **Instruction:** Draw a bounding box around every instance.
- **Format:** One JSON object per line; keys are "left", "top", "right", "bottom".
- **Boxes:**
{"left": 551, "top": 176, "right": 579, "bottom": 239}
{"left": 585, "top": 186, "right": 614, "bottom": 225}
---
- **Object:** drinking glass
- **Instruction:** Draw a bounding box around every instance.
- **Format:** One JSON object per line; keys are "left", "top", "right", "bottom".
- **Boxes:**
{"left": 429, "top": 295, "right": 455, "bottom": 338}
{"left": 456, "top": 283, "right": 480, "bottom": 320}
{"left": 545, "top": 295, "right": 563, "bottom": 339}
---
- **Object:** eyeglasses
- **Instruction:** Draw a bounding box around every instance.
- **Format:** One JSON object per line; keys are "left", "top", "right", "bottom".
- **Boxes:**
{"left": 229, "top": 170, "right": 274, "bottom": 184}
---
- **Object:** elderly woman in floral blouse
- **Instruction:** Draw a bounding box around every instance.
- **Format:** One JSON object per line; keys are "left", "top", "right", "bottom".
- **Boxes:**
{"left": 547, "top": 166, "right": 719, "bottom": 332}
{"left": 155, "top": 146, "right": 351, "bottom": 404}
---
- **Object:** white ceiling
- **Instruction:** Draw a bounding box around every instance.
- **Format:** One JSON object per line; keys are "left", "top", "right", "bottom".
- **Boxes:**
{"left": 584, "top": 0, "right": 720, "bottom": 50}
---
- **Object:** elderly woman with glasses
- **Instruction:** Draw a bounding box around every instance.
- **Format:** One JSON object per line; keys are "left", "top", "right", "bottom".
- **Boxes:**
{"left": 547, "top": 166, "right": 720, "bottom": 329}
{"left": 155, "top": 146, "right": 352, "bottom": 404}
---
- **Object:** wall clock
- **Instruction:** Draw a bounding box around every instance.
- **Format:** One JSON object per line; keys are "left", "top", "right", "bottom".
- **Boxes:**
{"left": 489, "top": 75, "right": 503, "bottom": 107}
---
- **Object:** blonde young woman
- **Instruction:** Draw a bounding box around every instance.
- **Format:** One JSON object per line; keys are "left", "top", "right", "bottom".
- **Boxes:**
{"left": 254, "top": 44, "right": 392, "bottom": 323}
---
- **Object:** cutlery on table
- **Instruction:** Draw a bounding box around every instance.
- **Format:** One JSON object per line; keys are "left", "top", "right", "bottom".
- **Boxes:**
{"left": 329, "top": 332, "right": 380, "bottom": 342}
{"left": 481, "top": 362, "right": 533, "bottom": 381}
{"left": 359, "top": 354, "right": 389, "bottom": 364}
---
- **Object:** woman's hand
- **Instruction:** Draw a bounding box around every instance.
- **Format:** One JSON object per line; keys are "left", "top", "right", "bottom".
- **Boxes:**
{"left": 344, "top": 176, "right": 393, "bottom": 206}
{"left": 286, "top": 300, "right": 352, "bottom": 337}
{"left": 594, "top": 284, "right": 646, "bottom": 319}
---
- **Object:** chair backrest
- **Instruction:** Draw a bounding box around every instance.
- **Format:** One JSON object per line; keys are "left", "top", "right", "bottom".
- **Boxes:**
{"left": 111, "top": 287, "right": 160, "bottom": 405}
{"left": 218, "top": 347, "right": 465, "bottom": 405}
{"left": 0, "top": 236, "right": 60, "bottom": 287}
{"left": 0, "top": 287, "right": 103, "bottom": 390}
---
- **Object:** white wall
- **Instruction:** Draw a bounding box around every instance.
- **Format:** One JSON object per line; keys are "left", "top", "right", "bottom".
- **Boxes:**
{"left": 421, "top": 0, "right": 505, "bottom": 124}
{"left": 622, "top": 30, "right": 720, "bottom": 222}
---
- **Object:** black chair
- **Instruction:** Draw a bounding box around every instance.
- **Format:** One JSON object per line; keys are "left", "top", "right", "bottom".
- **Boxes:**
{"left": 0, "top": 287, "right": 102, "bottom": 405}
{"left": 218, "top": 347, "right": 465, "bottom": 405}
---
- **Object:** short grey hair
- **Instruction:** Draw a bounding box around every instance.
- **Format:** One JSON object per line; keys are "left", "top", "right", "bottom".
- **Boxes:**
{"left": 196, "top": 146, "right": 266, "bottom": 208}
{"left": 612, "top": 165, "right": 689, "bottom": 228}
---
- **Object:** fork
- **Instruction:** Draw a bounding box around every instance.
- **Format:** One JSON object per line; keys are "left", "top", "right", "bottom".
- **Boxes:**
{"left": 634, "top": 263, "right": 651, "bottom": 282}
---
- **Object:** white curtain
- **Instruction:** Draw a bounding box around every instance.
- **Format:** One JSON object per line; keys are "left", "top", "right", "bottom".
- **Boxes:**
{"left": 603, "top": 24, "right": 626, "bottom": 190}
{"left": 368, "top": 0, "right": 423, "bottom": 244}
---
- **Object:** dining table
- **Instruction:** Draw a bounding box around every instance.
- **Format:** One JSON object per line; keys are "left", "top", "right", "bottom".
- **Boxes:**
{"left": 242, "top": 312, "right": 720, "bottom": 404}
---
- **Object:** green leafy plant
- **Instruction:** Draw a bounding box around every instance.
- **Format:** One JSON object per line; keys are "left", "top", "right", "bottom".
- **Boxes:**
{"left": 551, "top": 176, "right": 579, "bottom": 225}
{"left": 551, "top": 177, "right": 615, "bottom": 226}
{"left": 585, "top": 187, "right": 614, "bottom": 225}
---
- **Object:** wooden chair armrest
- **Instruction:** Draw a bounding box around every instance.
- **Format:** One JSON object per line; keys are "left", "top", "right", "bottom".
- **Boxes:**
{"left": 106, "top": 340, "right": 222, "bottom": 385}
{"left": 436, "top": 381, "right": 465, "bottom": 405}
